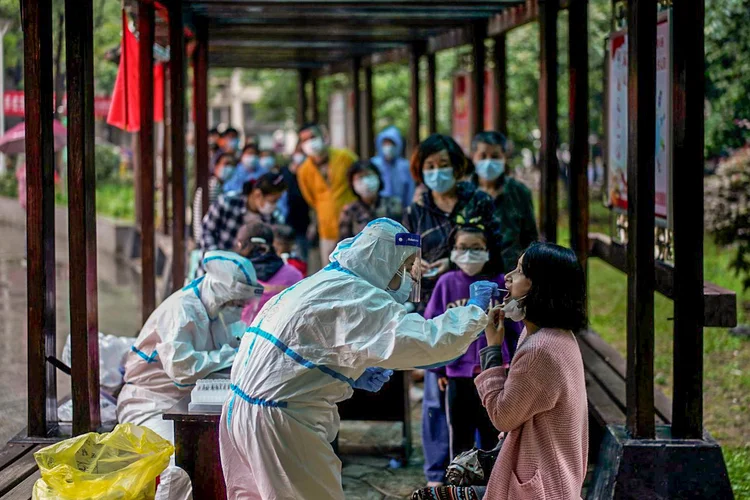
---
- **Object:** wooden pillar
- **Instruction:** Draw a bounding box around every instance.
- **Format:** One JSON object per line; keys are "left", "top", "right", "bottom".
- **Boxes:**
{"left": 568, "top": 0, "right": 589, "bottom": 274}
{"left": 139, "top": 1, "right": 156, "bottom": 321}
{"left": 297, "top": 69, "right": 309, "bottom": 127}
{"left": 426, "top": 52, "right": 437, "bottom": 135}
{"left": 538, "top": 0, "right": 559, "bottom": 243}
{"left": 66, "top": 0, "right": 100, "bottom": 434}
{"left": 471, "top": 23, "right": 487, "bottom": 136}
{"left": 363, "top": 65, "right": 375, "bottom": 158}
{"left": 170, "top": 1, "right": 186, "bottom": 291}
{"left": 310, "top": 77, "right": 319, "bottom": 123}
{"left": 408, "top": 43, "right": 422, "bottom": 153}
{"left": 22, "top": 0, "right": 57, "bottom": 437}
{"left": 352, "top": 58, "right": 362, "bottom": 157}
{"left": 194, "top": 20, "right": 209, "bottom": 218}
{"left": 493, "top": 35, "right": 508, "bottom": 135}
{"left": 161, "top": 66, "right": 170, "bottom": 236}
{"left": 540, "top": 8, "right": 558, "bottom": 229}
{"left": 626, "top": 0, "right": 656, "bottom": 440}
{"left": 671, "top": 0, "right": 705, "bottom": 440}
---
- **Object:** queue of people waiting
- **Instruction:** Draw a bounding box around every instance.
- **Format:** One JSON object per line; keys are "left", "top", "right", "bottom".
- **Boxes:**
{"left": 120, "top": 122, "right": 587, "bottom": 499}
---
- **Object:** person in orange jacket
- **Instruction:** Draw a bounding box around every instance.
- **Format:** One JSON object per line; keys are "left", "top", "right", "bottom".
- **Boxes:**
{"left": 295, "top": 123, "right": 358, "bottom": 267}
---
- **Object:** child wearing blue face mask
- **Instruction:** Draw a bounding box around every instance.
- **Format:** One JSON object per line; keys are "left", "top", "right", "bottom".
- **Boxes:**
{"left": 470, "top": 131, "right": 538, "bottom": 273}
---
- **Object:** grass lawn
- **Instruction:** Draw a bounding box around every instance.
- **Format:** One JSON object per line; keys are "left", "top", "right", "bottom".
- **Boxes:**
{"left": 547, "top": 190, "right": 750, "bottom": 497}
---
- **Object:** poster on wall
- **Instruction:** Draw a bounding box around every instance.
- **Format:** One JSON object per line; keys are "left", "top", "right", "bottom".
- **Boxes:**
{"left": 606, "top": 10, "right": 672, "bottom": 225}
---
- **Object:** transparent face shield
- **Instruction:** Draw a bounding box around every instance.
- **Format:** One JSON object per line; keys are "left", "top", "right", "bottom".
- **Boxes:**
{"left": 395, "top": 232, "right": 422, "bottom": 303}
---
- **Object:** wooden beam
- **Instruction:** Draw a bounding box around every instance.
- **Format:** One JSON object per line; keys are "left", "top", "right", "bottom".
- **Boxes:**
{"left": 310, "top": 77, "right": 319, "bottom": 123}
{"left": 568, "top": 0, "right": 589, "bottom": 274}
{"left": 297, "top": 69, "right": 309, "bottom": 127}
{"left": 22, "top": 0, "right": 57, "bottom": 438}
{"left": 66, "top": 0, "right": 100, "bottom": 434}
{"left": 352, "top": 58, "right": 362, "bottom": 156}
{"left": 471, "top": 22, "right": 487, "bottom": 136}
{"left": 170, "top": 1, "right": 187, "bottom": 291}
{"left": 671, "top": 0, "right": 706, "bottom": 440}
{"left": 194, "top": 20, "right": 210, "bottom": 219}
{"left": 492, "top": 34, "right": 508, "bottom": 134}
{"left": 363, "top": 64, "right": 375, "bottom": 158}
{"left": 538, "top": 0, "right": 559, "bottom": 243}
{"left": 426, "top": 52, "right": 437, "bottom": 134}
{"left": 161, "top": 66, "right": 170, "bottom": 236}
{"left": 589, "top": 233, "right": 737, "bottom": 328}
{"left": 408, "top": 43, "right": 423, "bottom": 154}
{"left": 624, "top": 0, "right": 657, "bottom": 440}
{"left": 140, "top": 0, "right": 157, "bottom": 321}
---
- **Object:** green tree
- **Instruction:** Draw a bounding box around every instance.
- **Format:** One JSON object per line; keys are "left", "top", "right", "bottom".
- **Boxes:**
{"left": 704, "top": 0, "right": 750, "bottom": 157}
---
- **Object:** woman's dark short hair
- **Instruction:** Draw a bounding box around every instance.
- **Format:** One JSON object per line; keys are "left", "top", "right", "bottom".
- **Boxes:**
{"left": 347, "top": 161, "right": 383, "bottom": 200}
{"left": 521, "top": 243, "right": 587, "bottom": 332}
{"left": 242, "top": 172, "right": 287, "bottom": 196}
{"left": 409, "top": 134, "right": 468, "bottom": 183}
{"left": 471, "top": 131, "right": 508, "bottom": 153}
{"left": 241, "top": 144, "right": 259, "bottom": 156}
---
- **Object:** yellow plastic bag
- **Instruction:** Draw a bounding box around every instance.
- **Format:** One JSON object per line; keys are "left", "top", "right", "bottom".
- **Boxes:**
{"left": 32, "top": 423, "right": 174, "bottom": 500}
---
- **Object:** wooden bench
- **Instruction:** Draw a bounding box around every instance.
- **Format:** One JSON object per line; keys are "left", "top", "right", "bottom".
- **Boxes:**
{"left": 0, "top": 444, "right": 41, "bottom": 500}
{"left": 577, "top": 329, "right": 673, "bottom": 462}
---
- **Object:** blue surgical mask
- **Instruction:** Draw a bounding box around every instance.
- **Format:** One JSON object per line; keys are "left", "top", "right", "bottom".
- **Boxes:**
{"left": 241, "top": 155, "right": 258, "bottom": 170}
{"left": 382, "top": 144, "right": 396, "bottom": 160}
{"left": 229, "top": 138, "right": 240, "bottom": 151}
{"left": 423, "top": 167, "right": 456, "bottom": 194}
{"left": 386, "top": 271, "right": 413, "bottom": 304}
{"left": 475, "top": 159, "right": 505, "bottom": 181}
{"left": 219, "top": 165, "right": 235, "bottom": 181}
{"left": 259, "top": 156, "right": 276, "bottom": 170}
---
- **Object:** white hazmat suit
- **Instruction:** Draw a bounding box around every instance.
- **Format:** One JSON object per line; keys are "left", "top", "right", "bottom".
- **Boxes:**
{"left": 117, "top": 250, "right": 263, "bottom": 500}
{"left": 219, "top": 218, "right": 489, "bottom": 499}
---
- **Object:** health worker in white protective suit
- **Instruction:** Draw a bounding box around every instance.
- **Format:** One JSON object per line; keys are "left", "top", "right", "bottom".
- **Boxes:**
{"left": 219, "top": 218, "right": 499, "bottom": 500}
{"left": 118, "top": 250, "right": 264, "bottom": 500}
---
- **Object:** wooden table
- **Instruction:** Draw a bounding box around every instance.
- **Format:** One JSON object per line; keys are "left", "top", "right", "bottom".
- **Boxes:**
{"left": 163, "top": 397, "right": 226, "bottom": 499}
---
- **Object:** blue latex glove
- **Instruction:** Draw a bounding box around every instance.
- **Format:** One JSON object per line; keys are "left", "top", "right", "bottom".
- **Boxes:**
{"left": 467, "top": 281, "right": 499, "bottom": 310}
{"left": 352, "top": 367, "right": 394, "bottom": 392}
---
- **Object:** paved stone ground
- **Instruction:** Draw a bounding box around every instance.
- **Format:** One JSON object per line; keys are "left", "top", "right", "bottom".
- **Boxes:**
{"left": 0, "top": 222, "right": 427, "bottom": 498}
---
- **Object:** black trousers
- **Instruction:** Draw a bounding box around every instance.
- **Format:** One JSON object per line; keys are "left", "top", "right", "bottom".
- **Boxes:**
{"left": 445, "top": 377, "right": 499, "bottom": 459}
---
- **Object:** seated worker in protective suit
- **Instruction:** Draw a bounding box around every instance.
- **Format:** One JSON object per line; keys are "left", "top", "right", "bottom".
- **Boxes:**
{"left": 117, "top": 250, "right": 264, "bottom": 442}
{"left": 219, "top": 218, "right": 499, "bottom": 500}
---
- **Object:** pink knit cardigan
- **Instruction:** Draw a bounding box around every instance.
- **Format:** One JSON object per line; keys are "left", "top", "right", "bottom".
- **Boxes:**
{"left": 475, "top": 328, "right": 588, "bottom": 500}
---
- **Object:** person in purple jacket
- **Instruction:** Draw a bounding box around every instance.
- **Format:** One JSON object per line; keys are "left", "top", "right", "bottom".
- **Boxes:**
{"left": 424, "top": 225, "right": 523, "bottom": 461}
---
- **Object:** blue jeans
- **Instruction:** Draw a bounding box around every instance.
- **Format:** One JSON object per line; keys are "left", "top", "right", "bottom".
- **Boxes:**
{"left": 422, "top": 370, "right": 450, "bottom": 483}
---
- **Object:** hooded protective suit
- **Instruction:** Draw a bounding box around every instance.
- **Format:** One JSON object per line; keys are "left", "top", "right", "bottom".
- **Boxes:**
{"left": 219, "top": 218, "right": 489, "bottom": 500}
{"left": 370, "top": 126, "right": 415, "bottom": 208}
{"left": 117, "top": 250, "right": 264, "bottom": 442}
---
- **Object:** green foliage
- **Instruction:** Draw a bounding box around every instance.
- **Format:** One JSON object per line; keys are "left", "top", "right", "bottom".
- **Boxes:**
{"left": 705, "top": 0, "right": 750, "bottom": 157}
{"left": 95, "top": 142, "right": 121, "bottom": 184}
{"left": 706, "top": 147, "right": 750, "bottom": 290}
{"left": 242, "top": 69, "right": 298, "bottom": 124}
{"left": 0, "top": 170, "right": 17, "bottom": 198}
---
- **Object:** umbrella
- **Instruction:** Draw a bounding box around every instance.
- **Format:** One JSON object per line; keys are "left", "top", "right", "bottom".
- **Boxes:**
{"left": 0, "top": 120, "right": 67, "bottom": 155}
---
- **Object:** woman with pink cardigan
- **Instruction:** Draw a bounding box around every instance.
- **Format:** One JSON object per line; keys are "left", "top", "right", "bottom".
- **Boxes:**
{"left": 412, "top": 242, "right": 588, "bottom": 500}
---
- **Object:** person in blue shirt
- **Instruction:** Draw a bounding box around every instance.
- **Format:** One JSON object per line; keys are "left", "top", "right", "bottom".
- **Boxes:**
{"left": 371, "top": 126, "right": 415, "bottom": 208}
{"left": 222, "top": 143, "right": 269, "bottom": 194}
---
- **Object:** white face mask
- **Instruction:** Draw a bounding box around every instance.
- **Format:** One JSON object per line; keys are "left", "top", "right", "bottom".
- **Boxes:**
{"left": 502, "top": 296, "right": 527, "bottom": 322}
{"left": 258, "top": 200, "right": 277, "bottom": 215}
{"left": 353, "top": 174, "right": 380, "bottom": 198}
{"left": 292, "top": 153, "right": 306, "bottom": 165}
{"left": 241, "top": 155, "right": 258, "bottom": 170}
{"left": 301, "top": 136, "right": 325, "bottom": 157}
{"left": 450, "top": 249, "right": 490, "bottom": 276}
{"left": 382, "top": 143, "right": 396, "bottom": 160}
{"left": 386, "top": 270, "right": 413, "bottom": 304}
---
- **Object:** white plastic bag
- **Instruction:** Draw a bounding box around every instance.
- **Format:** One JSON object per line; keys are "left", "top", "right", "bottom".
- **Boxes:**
{"left": 62, "top": 332, "right": 135, "bottom": 392}
{"left": 58, "top": 396, "right": 118, "bottom": 424}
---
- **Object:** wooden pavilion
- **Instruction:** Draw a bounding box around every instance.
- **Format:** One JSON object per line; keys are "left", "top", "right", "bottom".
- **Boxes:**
{"left": 9, "top": 0, "right": 737, "bottom": 498}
